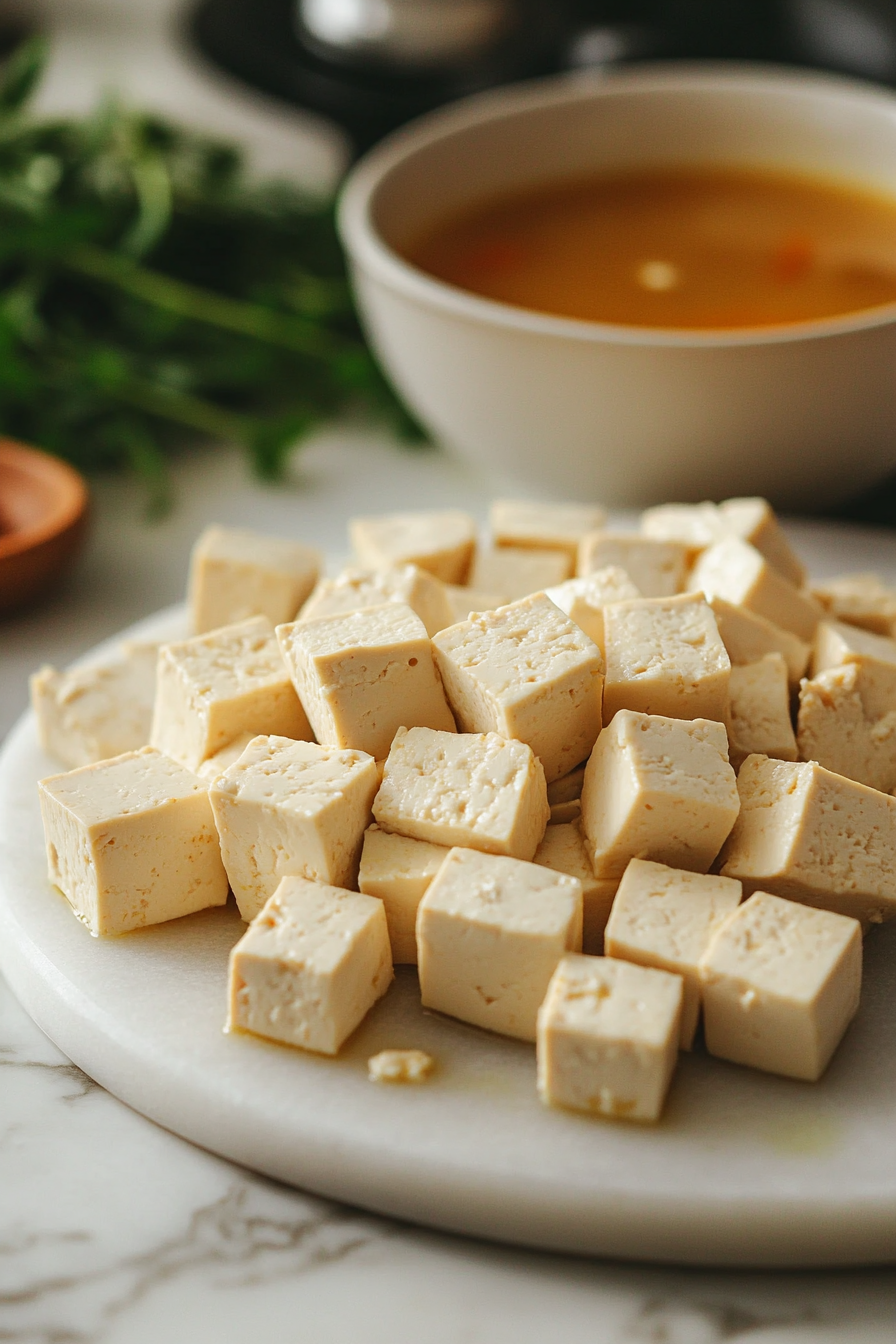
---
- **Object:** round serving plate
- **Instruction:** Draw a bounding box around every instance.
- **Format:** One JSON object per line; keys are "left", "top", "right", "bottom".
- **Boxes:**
{"left": 3, "top": 521, "right": 896, "bottom": 1269}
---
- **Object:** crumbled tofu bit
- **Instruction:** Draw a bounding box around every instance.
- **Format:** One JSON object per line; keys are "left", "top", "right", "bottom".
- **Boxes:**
{"left": 718, "top": 755, "right": 896, "bottom": 927}
{"left": 188, "top": 525, "right": 321, "bottom": 635}
{"left": 277, "top": 603, "right": 456, "bottom": 761}
{"left": 194, "top": 732, "right": 255, "bottom": 781}
{"left": 358, "top": 824, "right": 448, "bottom": 963}
{"left": 544, "top": 566, "right": 641, "bottom": 653}
{"left": 298, "top": 564, "right": 454, "bottom": 638}
{"left": 417, "top": 846, "right": 582, "bottom": 1042}
{"left": 581, "top": 710, "right": 739, "bottom": 880}
{"left": 812, "top": 618, "right": 896, "bottom": 691}
{"left": 546, "top": 762, "right": 587, "bottom": 806}
{"left": 708, "top": 595, "right": 810, "bottom": 686}
{"left": 442, "top": 584, "right": 507, "bottom": 626}
{"left": 150, "top": 616, "right": 310, "bottom": 773}
{"left": 727, "top": 653, "right": 798, "bottom": 770}
{"left": 489, "top": 498, "right": 607, "bottom": 561}
{"left": 31, "top": 641, "right": 158, "bottom": 769}
{"left": 689, "top": 536, "right": 820, "bottom": 642}
{"left": 602, "top": 592, "right": 730, "bottom": 726}
{"left": 604, "top": 858, "right": 742, "bottom": 1048}
{"left": 227, "top": 876, "right": 393, "bottom": 1056}
{"left": 534, "top": 821, "right": 616, "bottom": 953}
{"left": 38, "top": 747, "right": 228, "bottom": 936}
{"left": 209, "top": 735, "right": 380, "bottom": 922}
{"left": 717, "top": 497, "right": 807, "bottom": 589}
{"left": 373, "top": 726, "right": 549, "bottom": 861}
{"left": 797, "top": 663, "right": 896, "bottom": 794}
{"left": 432, "top": 592, "right": 604, "bottom": 784}
{"left": 700, "top": 891, "right": 861, "bottom": 1081}
{"left": 469, "top": 545, "right": 572, "bottom": 600}
{"left": 348, "top": 509, "right": 476, "bottom": 584}
{"left": 368, "top": 1048, "right": 435, "bottom": 1084}
{"left": 812, "top": 572, "right": 896, "bottom": 637}
{"left": 577, "top": 532, "right": 688, "bottom": 598}
{"left": 549, "top": 799, "right": 581, "bottom": 825}
{"left": 639, "top": 501, "right": 727, "bottom": 556}
{"left": 536, "top": 954, "right": 682, "bottom": 1122}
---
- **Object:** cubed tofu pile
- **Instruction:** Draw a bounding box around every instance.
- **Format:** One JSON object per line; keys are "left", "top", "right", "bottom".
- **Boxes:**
{"left": 34, "top": 497, "right": 896, "bottom": 1123}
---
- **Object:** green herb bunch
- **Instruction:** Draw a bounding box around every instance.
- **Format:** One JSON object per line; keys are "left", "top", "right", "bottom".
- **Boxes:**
{"left": 0, "top": 39, "right": 423, "bottom": 509}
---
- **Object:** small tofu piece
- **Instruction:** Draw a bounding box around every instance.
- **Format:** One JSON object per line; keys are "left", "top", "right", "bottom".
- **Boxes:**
{"left": 489, "top": 498, "right": 607, "bottom": 561}
{"left": 604, "top": 859, "right": 742, "bottom": 1048}
{"left": 188, "top": 525, "right": 321, "bottom": 635}
{"left": 209, "top": 735, "right": 379, "bottom": 922}
{"left": 534, "top": 822, "right": 617, "bottom": 952}
{"left": 577, "top": 532, "right": 688, "bottom": 598}
{"left": 581, "top": 710, "right": 739, "bottom": 880}
{"left": 368, "top": 1049, "right": 434, "bottom": 1083}
{"left": 709, "top": 596, "right": 809, "bottom": 687}
{"left": 417, "top": 847, "right": 582, "bottom": 1042}
{"left": 797, "top": 664, "right": 896, "bottom": 794}
{"left": 31, "top": 642, "right": 158, "bottom": 769}
{"left": 227, "top": 877, "right": 392, "bottom": 1055}
{"left": 700, "top": 891, "right": 861, "bottom": 1081}
{"left": 689, "top": 537, "right": 819, "bottom": 642}
{"left": 717, "top": 497, "right": 807, "bottom": 589}
{"left": 602, "top": 593, "right": 730, "bottom": 725}
{"left": 442, "top": 584, "right": 506, "bottom": 625}
{"left": 373, "top": 726, "right": 549, "bottom": 861}
{"left": 546, "top": 762, "right": 587, "bottom": 806}
{"left": 432, "top": 592, "right": 604, "bottom": 783}
{"left": 151, "top": 617, "right": 310, "bottom": 773}
{"left": 537, "top": 954, "right": 682, "bottom": 1122}
{"left": 812, "top": 618, "right": 896, "bottom": 695}
{"left": 544, "top": 566, "right": 641, "bottom": 653}
{"left": 640, "top": 501, "right": 727, "bottom": 556}
{"left": 349, "top": 509, "right": 476, "bottom": 584}
{"left": 728, "top": 653, "right": 798, "bottom": 770}
{"left": 470, "top": 546, "right": 572, "bottom": 600}
{"left": 299, "top": 564, "right": 454, "bottom": 638}
{"left": 38, "top": 747, "right": 228, "bottom": 935}
{"left": 194, "top": 732, "right": 255, "bottom": 781}
{"left": 719, "top": 755, "right": 896, "bottom": 926}
{"left": 358, "top": 824, "right": 448, "bottom": 963}
{"left": 812, "top": 572, "right": 896, "bottom": 637}
{"left": 277, "top": 603, "right": 455, "bottom": 761}
{"left": 550, "top": 799, "right": 581, "bottom": 824}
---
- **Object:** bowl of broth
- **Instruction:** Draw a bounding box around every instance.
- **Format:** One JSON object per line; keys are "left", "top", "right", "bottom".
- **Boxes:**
{"left": 338, "top": 65, "right": 896, "bottom": 508}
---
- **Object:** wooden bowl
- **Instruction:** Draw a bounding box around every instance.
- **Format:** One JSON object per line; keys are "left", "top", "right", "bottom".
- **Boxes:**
{"left": 0, "top": 440, "right": 89, "bottom": 617}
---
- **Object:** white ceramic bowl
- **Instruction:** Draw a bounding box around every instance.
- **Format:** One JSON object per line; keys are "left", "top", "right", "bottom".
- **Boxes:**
{"left": 338, "top": 64, "right": 896, "bottom": 509}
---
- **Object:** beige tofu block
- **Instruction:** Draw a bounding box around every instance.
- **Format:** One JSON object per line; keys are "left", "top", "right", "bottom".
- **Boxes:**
{"left": 489, "top": 498, "right": 607, "bottom": 561}
{"left": 717, "top": 497, "right": 807, "bottom": 589}
{"left": 31, "top": 642, "right": 158, "bottom": 769}
{"left": 550, "top": 799, "right": 581, "bottom": 824}
{"left": 639, "top": 501, "right": 727, "bottom": 557}
{"left": 689, "top": 537, "right": 820, "bottom": 642}
{"left": 277, "top": 603, "right": 455, "bottom": 761}
{"left": 349, "top": 509, "right": 476, "bottom": 584}
{"left": 534, "top": 821, "right": 617, "bottom": 952}
{"left": 209, "top": 735, "right": 379, "bottom": 921}
{"left": 194, "top": 732, "right": 255, "bottom": 781}
{"left": 432, "top": 592, "right": 604, "bottom": 784}
{"left": 373, "top": 726, "right": 549, "bottom": 860}
{"left": 577, "top": 532, "right": 688, "bottom": 598}
{"left": 812, "top": 572, "right": 896, "bottom": 637}
{"left": 151, "top": 617, "right": 310, "bottom": 773}
{"left": 602, "top": 593, "right": 730, "bottom": 726}
{"left": 604, "top": 859, "right": 742, "bottom": 1048}
{"left": 797, "top": 663, "right": 896, "bottom": 793}
{"left": 443, "top": 584, "right": 506, "bottom": 625}
{"left": 227, "top": 876, "right": 392, "bottom": 1055}
{"left": 188, "top": 525, "right": 321, "bottom": 635}
{"left": 536, "top": 954, "right": 682, "bottom": 1122}
{"left": 368, "top": 1049, "right": 434, "bottom": 1083}
{"left": 545, "top": 567, "right": 641, "bottom": 653}
{"left": 417, "top": 847, "right": 582, "bottom": 1041}
{"left": 709, "top": 596, "right": 810, "bottom": 687}
{"left": 470, "top": 546, "right": 572, "bottom": 600}
{"left": 299, "top": 564, "right": 454, "bottom": 638}
{"left": 812, "top": 618, "right": 896, "bottom": 696}
{"left": 358, "top": 824, "right": 448, "bottom": 963}
{"left": 38, "top": 747, "right": 228, "bottom": 936}
{"left": 719, "top": 754, "right": 896, "bottom": 926}
{"left": 581, "top": 710, "right": 739, "bottom": 880}
{"left": 547, "top": 762, "right": 587, "bottom": 806}
{"left": 700, "top": 890, "right": 861, "bottom": 1080}
{"left": 728, "top": 653, "right": 798, "bottom": 770}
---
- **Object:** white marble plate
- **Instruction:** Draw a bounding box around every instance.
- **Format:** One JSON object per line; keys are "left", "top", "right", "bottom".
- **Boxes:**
{"left": 4, "top": 522, "right": 896, "bottom": 1269}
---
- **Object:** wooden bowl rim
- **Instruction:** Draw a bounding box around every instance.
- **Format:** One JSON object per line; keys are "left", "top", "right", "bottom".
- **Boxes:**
{"left": 0, "top": 439, "right": 89, "bottom": 562}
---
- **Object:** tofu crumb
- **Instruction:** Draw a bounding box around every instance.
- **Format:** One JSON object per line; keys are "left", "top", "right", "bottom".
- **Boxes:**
{"left": 368, "top": 1049, "right": 435, "bottom": 1084}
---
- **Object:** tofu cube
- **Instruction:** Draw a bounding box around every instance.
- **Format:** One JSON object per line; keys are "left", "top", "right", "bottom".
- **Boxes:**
{"left": 534, "top": 821, "right": 617, "bottom": 952}
{"left": 195, "top": 732, "right": 255, "bottom": 781}
{"left": 443, "top": 584, "right": 506, "bottom": 626}
{"left": 602, "top": 593, "right": 730, "bottom": 725}
{"left": 581, "top": 710, "right": 739, "bottom": 880}
{"left": 188, "top": 525, "right": 321, "bottom": 635}
{"left": 728, "top": 653, "right": 798, "bottom": 770}
{"left": 470, "top": 545, "right": 572, "bottom": 600}
{"left": 358, "top": 824, "right": 448, "bottom": 963}
{"left": 227, "top": 877, "right": 393, "bottom": 1055}
{"left": 31, "top": 641, "right": 158, "bottom": 769}
{"left": 709, "top": 596, "right": 809, "bottom": 687}
{"left": 349, "top": 509, "right": 476, "bottom": 584}
{"left": 812, "top": 619, "right": 896, "bottom": 698}
{"left": 719, "top": 755, "right": 896, "bottom": 926}
{"left": 417, "top": 847, "right": 583, "bottom": 1041}
{"left": 38, "top": 747, "right": 228, "bottom": 935}
{"left": 432, "top": 592, "right": 604, "bottom": 783}
{"left": 640, "top": 501, "right": 727, "bottom": 556}
{"left": 373, "top": 726, "right": 549, "bottom": 861}
{"left": 277, "top": 603, "right": 455, "bottom": 761}
{"left": 717, "top": 497, "right": 807, "bottom": 589}
{"left": 689, "top": 537, "right": 819, "bottom": 642}
{"left": 151, "top": 617, "right": 310, "bottom": 773}
{"left": 700, "top": 891, "right": 861, "bottom": 1080}
{"left": 298, "top": 564, "right": 454, "bottom": 637}
{"left": 812, "top": 572, "right": 896, "bottom": 637}
{"left": 489, "top": 498, "right": 607, "bottom": 561}
{"left": 797, "top": 663, "right": 896, "bottom": 794}
{"left": 544, "top": 566, "right": 641, "bottom": 653}
{"left": 604, "top": 858, "right": 742, "bottom": 1048}
{"left": 536, "top": 954, "right": 682, "bottom": 1122}
{"left": 577, "top": 532, "right": 688, "bottom": 597}
{"left": 209, "top": 735, "right": 379, "bottom": 922}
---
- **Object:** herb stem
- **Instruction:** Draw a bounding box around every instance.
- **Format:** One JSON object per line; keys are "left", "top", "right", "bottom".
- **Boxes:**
{"left": 111, "top": 373, "right": 252, "bottom": 441}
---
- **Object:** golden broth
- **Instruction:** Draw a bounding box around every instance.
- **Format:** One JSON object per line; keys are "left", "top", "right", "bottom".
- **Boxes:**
{"left": 405, "top": 167, "right": 896, "bottom": 330}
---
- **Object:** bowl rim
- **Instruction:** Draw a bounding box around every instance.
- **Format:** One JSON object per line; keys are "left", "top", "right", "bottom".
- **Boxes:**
{"left": 338, "top": 60, "right": 896, "bottom": 350}
{"left": 0, "top": 439, "right": 89, "bottom": 563}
